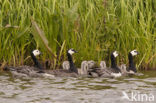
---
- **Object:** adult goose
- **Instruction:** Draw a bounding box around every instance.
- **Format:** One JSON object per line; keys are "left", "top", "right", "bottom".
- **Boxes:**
{"left": 52, "top": 49, "right": 93, "bottom": 77}
{"left": 88, "top": 51, "right": 122, "bottom": 78}
{"left": 45, "top": 48, "right": 80, "bottom": 77}
{"left": 120, "top": 50, "right": 141, "bottom": 76}
{"left": 4, "top": 50, "right": 53, "bottom": 78}
{"left": 127, "top": 50, "right": 139, "bottom": 73}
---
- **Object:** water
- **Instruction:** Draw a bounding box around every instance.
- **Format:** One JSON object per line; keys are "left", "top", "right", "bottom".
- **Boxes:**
{"left": 0, "top": 71, "right": 156, "bottom": 103}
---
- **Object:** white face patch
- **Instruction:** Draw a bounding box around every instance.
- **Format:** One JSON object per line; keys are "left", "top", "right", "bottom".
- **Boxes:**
{"left": 113, "top": 51, "right": 118, "bottom": 58}
{"left": 68, "top": 49, "right": 76, "bottom": 55}
{"left": 130, "top": 50, "right": 138, "bottom": 56}
{"left": 32, "top": 49, "right": 41, "bottom": 56}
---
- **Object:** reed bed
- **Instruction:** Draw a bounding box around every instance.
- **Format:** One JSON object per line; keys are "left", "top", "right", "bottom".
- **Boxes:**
{"left": 0, "top": 0, "right": 156, "bottom": 70}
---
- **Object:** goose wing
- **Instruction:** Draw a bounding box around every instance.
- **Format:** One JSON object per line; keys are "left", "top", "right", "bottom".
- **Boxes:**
{"left": 88, "top": 67, "right": 112, "bottom": 77}
{"left": 44, "top": 69, "right": 78, "bottom": 77}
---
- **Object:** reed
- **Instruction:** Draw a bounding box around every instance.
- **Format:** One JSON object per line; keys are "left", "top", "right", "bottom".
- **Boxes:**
{"left": 0, "top": 0, "right": 156, "bottom": 70}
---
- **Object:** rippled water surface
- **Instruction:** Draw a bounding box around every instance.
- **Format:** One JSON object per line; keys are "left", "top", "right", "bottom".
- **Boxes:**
{"left": 0, "top": 71, "right": 156, "bottom": 103}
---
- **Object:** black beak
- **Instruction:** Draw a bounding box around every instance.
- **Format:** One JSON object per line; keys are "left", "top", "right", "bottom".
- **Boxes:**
{"left": 73, "top": 50, "right": 78, "bottom": 53}
{"left": 39, "top": 52, "right": 43, "bottom": 56}
{"left": 137, "top": 51, "right": 139, "bottom": 55}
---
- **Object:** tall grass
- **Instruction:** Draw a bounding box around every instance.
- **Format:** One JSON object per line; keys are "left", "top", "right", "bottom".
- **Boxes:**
{"left": 0, "top": 0, "right": 156, "bottom": 69}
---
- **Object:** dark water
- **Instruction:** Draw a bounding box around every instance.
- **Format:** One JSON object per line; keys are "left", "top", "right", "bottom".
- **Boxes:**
{"left": 0, "top": 71, "right": 156, "bottom": 103}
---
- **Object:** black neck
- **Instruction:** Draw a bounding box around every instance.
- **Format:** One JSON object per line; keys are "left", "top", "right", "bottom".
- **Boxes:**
{"left": 31, "top": 53, "right": 43, "bottom": 70}
{"left": 128, "top": 53, "right": 135, "bottom": 68}
{"left": 111, "top": 54, "right": 121, "bottom": 72}
{"left": 67, "top": 53, "right": 78, "bottom": 73}
{"left": 128, "top": 53, "right": 137, "bottom": 72}
{"left": 111, "top": 54, "right": 117, "bottom": 68}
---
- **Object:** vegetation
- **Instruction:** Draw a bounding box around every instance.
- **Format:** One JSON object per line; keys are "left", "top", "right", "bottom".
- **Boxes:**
{"left": 0, "top": 0, "right": 156, "bottom": 70}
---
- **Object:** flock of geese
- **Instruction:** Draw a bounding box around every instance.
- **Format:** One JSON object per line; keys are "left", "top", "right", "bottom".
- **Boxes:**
{"left": 4, "top": 48, "right": 140, "bottom": 78}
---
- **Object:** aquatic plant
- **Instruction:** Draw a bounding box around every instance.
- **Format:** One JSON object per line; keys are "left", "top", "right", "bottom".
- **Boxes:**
{"left": 0, "top": 0, "right": 156, "bottom": 69}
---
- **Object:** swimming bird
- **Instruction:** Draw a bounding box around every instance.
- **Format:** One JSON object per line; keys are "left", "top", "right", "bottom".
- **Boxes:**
{"left": 78, "top": 61, "right": 89, "bottom": 75}
{"left": 67, "top": 48, "right": 78, "bottom": 73}
{"left": 62, "top": 60, "right": 89, "bottom": 76}
{"left": 109, "top": 51, "right": 121, "bottom": 73}
{"left": 44, "top": 48, "right": 79, "bottom": 77}
{"left": 119, "top": 64, "right": 128, "bottom": 76}
{"left": 119, "top": 50, "right": 141, "bottom": 76}
{"left": 4, "top": 50, "right": 54, "bottom": 78}
{"left": 88, "top": 61, "right": 108, "bottom": 77}
{"left": 87, "top": 60, "right": 98, "bottom": 69}
{"left": 88, "top": 51, "right": 122, "bottom": 78}
{"left": 127, "top": 50, "right": 139, "bottom": 73}
{"left": 62, "top": 61, "right": 70, "bottom": 70}
{"left": 100, "top": 61, "right": 107, "bottom": 69}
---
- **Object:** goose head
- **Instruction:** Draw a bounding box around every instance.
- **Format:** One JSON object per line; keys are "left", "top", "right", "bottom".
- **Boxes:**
{"left": 87, "top": 60, "right": 97, "bottom": 69}
{"left": 111, "top": 51, "right": 119, "bottom": 58}
{"left": 32, "top": 49, "right": 42, "bottom": 56}
{"left": 130, "top": 50, "right": 139, "bottom": 56}
{"left": 67, "top": 48, "right": 78, "bottom": 55}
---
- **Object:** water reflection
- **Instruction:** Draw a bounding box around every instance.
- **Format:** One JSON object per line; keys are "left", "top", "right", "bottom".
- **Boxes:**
{"left": 0, "top": 71, "right": 155, "bottom": 103}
